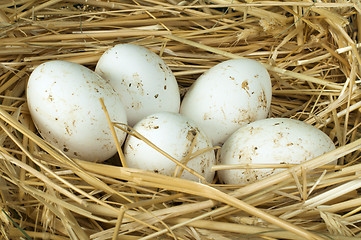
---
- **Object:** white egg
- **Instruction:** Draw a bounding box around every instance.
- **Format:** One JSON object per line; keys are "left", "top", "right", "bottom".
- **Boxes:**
{"left": 218, "top": 118, "right": 336, "bottom": 185}
{"left": 27, "top": 60, "right": 127, "bottom": 162}
{"left": 124, "top": 112, "right": 216, "bottom": 182}
{"left": 95, "top": 44, "right": 180, "bottom": 126}
{"left": 180, "top": 58, "right": 272, "bottom": 146}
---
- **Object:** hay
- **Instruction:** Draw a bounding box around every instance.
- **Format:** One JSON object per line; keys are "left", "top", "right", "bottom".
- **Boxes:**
{"left": 0, "top": 0, "right": 361, "bottom": 239}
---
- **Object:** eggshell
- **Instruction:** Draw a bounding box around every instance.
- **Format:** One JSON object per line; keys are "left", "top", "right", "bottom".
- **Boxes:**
{"left": 27, "top": 60, "right": 127, "bottom": 162}
{"left": 180, "top": 58, "right": 272, "bottom": 146}
{"left": 218, "top": 118, "right": 336, "bottom": 185}
{"left": 123, "top": 112, "right": 216, "bottom": 182}
{"left": 95, "top": 44, "right": 180, "bottom": 126}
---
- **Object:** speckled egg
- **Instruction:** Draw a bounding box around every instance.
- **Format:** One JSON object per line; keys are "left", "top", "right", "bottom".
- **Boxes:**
{"left": 124, "top": 112, "right": 216, "bottom": 182}
{"left": 95, "top": 44, "right": 180, "bottom": 126}
{"left": 27, "top": 60, "right": 127, "bottom": 162}
{"left": 218, "top": 118, "right": 336, "bottom": 185}
{"left": 180, "top": 58, "right": 272, "bottom": 146}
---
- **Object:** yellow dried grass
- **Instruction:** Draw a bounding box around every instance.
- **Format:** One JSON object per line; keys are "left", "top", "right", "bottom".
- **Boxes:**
{"left": 0, "top": 0, "right": 361, "bottom": 240}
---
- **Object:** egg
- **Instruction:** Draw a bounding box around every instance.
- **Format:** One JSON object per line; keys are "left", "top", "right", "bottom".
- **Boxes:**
{"left": 218, "top": 118, "right": 336, "bottom": 185}
{"left": 27, "top": 60, "right": 127, "bottom": 162}
{"left": 180, "top": 58, "right": 272, "bottom": 146}
{"left": 123, "top": 112, "right": 216, "bottom": 182}
{"left": 95, "top": 44, "right": 180, "bottom": 126}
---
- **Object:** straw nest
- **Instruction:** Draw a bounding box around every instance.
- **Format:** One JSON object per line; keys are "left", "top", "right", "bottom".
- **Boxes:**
{"left": 1, "top": 0, "right": 361, "bottom": 239}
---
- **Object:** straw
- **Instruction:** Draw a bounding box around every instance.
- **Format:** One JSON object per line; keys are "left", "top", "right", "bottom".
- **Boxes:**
{"left": 0, "top": 1, "right": 360, "bottom": 239}
{"left": 99, "top": 98, "right": 127, "bottom": 168}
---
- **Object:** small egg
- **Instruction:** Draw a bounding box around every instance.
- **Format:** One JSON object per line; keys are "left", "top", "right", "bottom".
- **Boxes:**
{"left": 123, "top": 112, "right": 216, "bottom": 182}
{"left": 27, "top": 60, "right": 127, "bottom": 162}
{"left": 180, "top": 58, "right": 272, "bottom": 146}
{"left": 95, "top": 44, "right": 180, "bottom": 126}
{"left": 218, "top": 118, "right": 336, "bottom": 185}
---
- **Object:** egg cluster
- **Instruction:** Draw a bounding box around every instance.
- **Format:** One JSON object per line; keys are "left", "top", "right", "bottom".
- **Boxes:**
{"left": 27, "top": 44, "right": 335, "bottom": 184}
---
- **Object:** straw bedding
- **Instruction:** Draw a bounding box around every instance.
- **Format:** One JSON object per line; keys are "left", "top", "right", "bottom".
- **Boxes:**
{"left": 0, "top": 0, "right": 361, "bottom": 239}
